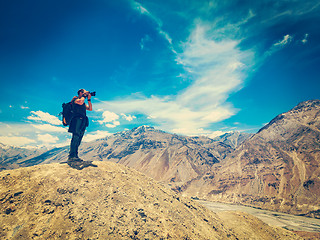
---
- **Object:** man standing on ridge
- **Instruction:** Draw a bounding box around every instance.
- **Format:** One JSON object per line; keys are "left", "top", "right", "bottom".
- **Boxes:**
{"left": 68, "top": 89, "right": 92, "bottom": 164}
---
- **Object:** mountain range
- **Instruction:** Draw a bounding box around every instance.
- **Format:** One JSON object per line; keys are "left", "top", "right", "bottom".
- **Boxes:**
{"left": 1, "top": 126, "right": 246, "bottom": 184}
{"left": 0, "top": 143, "right": 47, "bottom": 171}
{"left": 1, "top": 100, "right": 320, "bottom": 218}
{"left": 180, "top": 100, "right": 320, "bottom": 217}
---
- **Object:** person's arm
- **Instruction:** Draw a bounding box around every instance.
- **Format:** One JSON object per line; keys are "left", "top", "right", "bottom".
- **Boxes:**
{"left": 71, "top": 96, "right": 77, "bottom": 102}
{"left": 74, "top": 97, "right": 85, "bottom": 105}
{"left": 86, "top": 93, "right": 93, "bottom": 111}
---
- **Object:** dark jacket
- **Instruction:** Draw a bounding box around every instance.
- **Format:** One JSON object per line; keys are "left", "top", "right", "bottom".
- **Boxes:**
{"left": 68, "top": 99, "right": 89, "bottom": 133}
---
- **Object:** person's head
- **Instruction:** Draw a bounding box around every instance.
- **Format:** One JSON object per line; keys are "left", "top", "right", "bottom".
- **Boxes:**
{"left": 77, "top": 89, "right": 85, "bottom": 96}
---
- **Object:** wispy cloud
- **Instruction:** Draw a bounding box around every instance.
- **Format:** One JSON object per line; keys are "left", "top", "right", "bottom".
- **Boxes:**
{"left": 131, "top": 0, "right": 175, "bottom": 52}
{"left": 96, "top": 23, "right": 252, "bottom": 136}
{"left": 131, "top": 1, "right": 150, "bottom": 15}
{"left": 177, "top": 24, "right": 250, "bottom": 107}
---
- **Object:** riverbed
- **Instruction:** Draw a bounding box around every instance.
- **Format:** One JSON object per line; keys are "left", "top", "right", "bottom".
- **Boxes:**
{"left": 197, "top": 200, "right": 320, "bottom": 232}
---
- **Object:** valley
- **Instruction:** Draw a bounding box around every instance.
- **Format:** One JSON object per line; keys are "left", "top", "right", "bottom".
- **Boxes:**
{"left": 198, "top": 200, "right": 320, "bottom": 232}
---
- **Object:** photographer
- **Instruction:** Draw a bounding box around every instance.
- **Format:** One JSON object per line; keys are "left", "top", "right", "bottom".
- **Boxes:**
{"left": 68, "top": 89, "right": 93, "bottom": 163}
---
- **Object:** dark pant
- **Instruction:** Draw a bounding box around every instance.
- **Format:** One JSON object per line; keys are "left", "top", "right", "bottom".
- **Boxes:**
{"left": 69, "top": 117, "right": 86, "bottom": 159}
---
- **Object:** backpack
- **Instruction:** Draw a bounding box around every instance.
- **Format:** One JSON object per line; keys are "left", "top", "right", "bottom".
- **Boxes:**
{"left": 61, "top": 102, "right": 74, "bottom": 126}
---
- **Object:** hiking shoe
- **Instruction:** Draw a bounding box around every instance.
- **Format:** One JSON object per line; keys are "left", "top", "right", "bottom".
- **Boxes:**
{"left": 67, "top": 160, "right": 97, "bottom": 170}
{"left": 67, "top": 157, "right": 82, "bottom": 163}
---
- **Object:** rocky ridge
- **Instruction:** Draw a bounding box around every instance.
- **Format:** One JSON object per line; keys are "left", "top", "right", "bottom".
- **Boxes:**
{"left": 0, "top": 161, "right": 301, "bottom": 239}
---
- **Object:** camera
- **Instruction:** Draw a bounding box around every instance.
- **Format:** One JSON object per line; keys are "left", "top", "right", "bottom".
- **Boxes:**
{"left": 84, "top": 91, "right": 96, "bottom": 98}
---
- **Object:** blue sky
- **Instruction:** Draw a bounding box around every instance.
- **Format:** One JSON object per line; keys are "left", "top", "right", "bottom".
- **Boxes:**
{"left": 1, "top": 0, "right": 320, "bottom": 147}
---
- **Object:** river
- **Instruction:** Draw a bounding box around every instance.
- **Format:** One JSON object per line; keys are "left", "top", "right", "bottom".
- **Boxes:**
{"left": 197, "top": 200, "right": 320, "bottom": 232}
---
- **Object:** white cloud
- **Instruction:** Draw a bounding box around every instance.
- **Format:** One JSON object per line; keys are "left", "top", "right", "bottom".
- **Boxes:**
{"left": 131, "top": 1, "right": 150, "bottom": 15}
{"left": 98, "top": 111, "right": 119, "bottom": 124}
{"left": 37, "top": 134, "right": 59, "bottom": 144}
{"left": 20, "top": 105, "right": 29, "bottom": 109}
{"left": 97, "top": 111, "right": 122, "bottom": 128}
{"left": 177, "top": 24, "right": 248, "bottom": 110}
{"left": 0, "top": 120, "right": 68, "bottom": 147}
{"left": 140, "top": 34, "right": 152, "bottom": 50}
{"left": 302, "top": 33, "right": 309, "bottom": 44}
{"left": 0, "top": 136, "right": 36, "bottom": 146}
{"left": 265, "top": 34, "right": 294, "bottom": 57}
{"left": 27, "top": 110, "right": 61, "bottom": 125}
{"left": 274, "top": 34, "right": 293, "bottom": 47}
{"left": 32, "top": 124, "right": 65, "bottom": 132}
{"left": 83, "top": 130, "right": 112, "bottom": 142}
{"left": 121, "top": 113, "right": 136, "bottom": 121}
{"left": 159, "top": 29, "right": 173, "bottom": 45}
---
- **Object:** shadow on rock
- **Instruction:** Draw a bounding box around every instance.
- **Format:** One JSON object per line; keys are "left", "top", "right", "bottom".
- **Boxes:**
{"left": 67, "top": 160, "right": 98, "bottom": 170}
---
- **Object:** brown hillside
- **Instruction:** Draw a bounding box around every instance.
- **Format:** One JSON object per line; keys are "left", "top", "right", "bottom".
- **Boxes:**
{"left": 0, "top": 162, "right": 301, "bottom": 239}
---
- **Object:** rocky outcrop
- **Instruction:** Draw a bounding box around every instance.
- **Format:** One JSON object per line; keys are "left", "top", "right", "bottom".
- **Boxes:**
{"left": 0, "top": 161, "right": 301, "bottom": 239}
{"left": 180, "top": 100, "right": 320, "bottom": 217}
